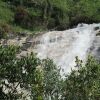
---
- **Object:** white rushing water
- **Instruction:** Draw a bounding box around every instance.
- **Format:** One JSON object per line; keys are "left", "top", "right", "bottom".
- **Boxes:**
{"left": 33, "top": 23, "right": 100, "bottom": 76}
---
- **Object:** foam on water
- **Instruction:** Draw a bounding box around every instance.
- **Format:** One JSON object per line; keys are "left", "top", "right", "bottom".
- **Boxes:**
{"left": 33, "top": 23, "right": 100, "bottom": 76}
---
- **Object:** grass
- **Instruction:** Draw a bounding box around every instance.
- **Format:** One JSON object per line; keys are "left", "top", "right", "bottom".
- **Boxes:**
{"left": 0, "top": 1, "right": 14, "bottom": 23}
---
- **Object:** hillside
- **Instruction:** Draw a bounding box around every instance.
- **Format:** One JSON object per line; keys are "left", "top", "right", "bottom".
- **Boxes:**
{"left": 0, "top": 0, "right": 100, "bottom": 34}
{"left": 0, "top": 0, "right": 100, "bottom": 100}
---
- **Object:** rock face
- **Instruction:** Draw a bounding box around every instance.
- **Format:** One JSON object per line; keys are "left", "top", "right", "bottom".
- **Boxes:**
{"left": 0, "top": 24, "right": 100, "bottom": 76}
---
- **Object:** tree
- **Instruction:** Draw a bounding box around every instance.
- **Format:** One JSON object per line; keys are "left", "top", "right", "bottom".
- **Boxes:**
{"left": 42, "top": 59, "right": 61, "bottom": 100}
{"left": 0, "top": 45, "right": 61, "bottom": 100}
{"left": 0, "top": 46, "right": 40, "bottom": 99}
{"left": 62, "top": 56, "right": 100, "bottom": 100}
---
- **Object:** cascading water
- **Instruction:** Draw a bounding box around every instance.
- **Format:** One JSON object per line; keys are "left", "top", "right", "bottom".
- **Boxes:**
{"left": 3, "top": 23, "right": 99, "bottom": 77}
{"left": 1, "top": 23, "right": 100, "bottom": 99}
{"left": 33, "top": 23, "right": 100, "bottom": 76}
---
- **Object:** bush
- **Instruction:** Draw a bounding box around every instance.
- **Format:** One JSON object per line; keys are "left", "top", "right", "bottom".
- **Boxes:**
{"left": 62, "top": 56, "right": 100, "bottom": 100}
{"left": 0, "top": 45, "right": 61, "bottom": 100}
{"left": 14, "top": 6, "right": 43, "bottom": 30}
{"left": 14, "top": 7, "right": 33, "bottom": 29}
{"left": 0, "top": 23, "right": 12, "bottom": 39}
{"left": 0, "top": 45, "right": 100, "bottom": 100}
{"left": 0, "top": 46, "right": 39, "bottom": 99}
{"left": 1, "top": 0, "right": 100, "bottom": 31}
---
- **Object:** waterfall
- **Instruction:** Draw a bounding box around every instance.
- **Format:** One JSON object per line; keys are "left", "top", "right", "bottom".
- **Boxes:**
{"left": 33, "top": 23, "right": 100, "bottom": 76}
{"left": 2, "top": 23, "right": 99, "bottom": 99}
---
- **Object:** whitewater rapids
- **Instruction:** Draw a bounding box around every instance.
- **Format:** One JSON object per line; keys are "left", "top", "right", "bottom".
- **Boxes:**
{"left": 1, "top": 23, "right": 99, "bottom": 77}
{"left": 32, "top": 23, "right": 100, "bottom": 76}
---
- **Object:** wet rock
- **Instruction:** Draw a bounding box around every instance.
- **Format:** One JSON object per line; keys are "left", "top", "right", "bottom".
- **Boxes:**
{"left": 17, "top": 32, "right": 27, "bottom": 37}
{"left": 90, "top": 46, "right": 95, "bottom": 51}
{"left": 78, "top": 23, "right": 84, "bottom": 27}
{"left": 26, "top": 35, "right": 33, "bottom": 42}
{"left": 97, "top": 47, "right": 100, "bottom": 52}
{"left": 96, "top": 31, "right": 100, "bottom": 36}
{"left": 35, "top": 40, "right": 41, "bottom": 45}
{"left": 49, "top": 38, "right": 56, "bottom": 43}
{"left": 57, "top": 36, "right": 62, "bottom": 41}
{"left": 21, "top": 42, "right": 32, "bottom": 51}
{"left": 94, "top": 26, "right": 99, "bottom": 31}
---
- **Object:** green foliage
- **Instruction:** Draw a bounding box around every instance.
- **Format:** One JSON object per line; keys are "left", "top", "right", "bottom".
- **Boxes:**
{"left": 29, "top": 58, "right": 61, "bottom": 100}
{"left": 0, "top": 1, "right": 14, "bottom": 23}
{"left": 0, "top": 46, "right": 39, "bottom": 99}
{"left": 14, "top": 6, "right": 32, "bottom": 29}
{"left": 62, "top": 56, "right": 100, "bottom": 100}
{"left": 0, "top": 45, "right": 100, "bottom": 100}
{"left": 0, "top": 45, "right": 20, "bottom": 99}
{"left": 67, "top": 0, "right": 100, "bottom": 26}
{"left": 42, "top": 59, "right": 61, "bottom": 100}
{"left": 1, "top": 0, "right": 100, "bottom": 31}
{"left": 0, "top": 46, "right": 61, "bottom": 100}
{"left": 0, "top": 23, "right": 12, "bottom": 39}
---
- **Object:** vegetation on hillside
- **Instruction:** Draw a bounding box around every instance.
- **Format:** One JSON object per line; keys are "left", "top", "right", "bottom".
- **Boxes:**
{"left": 0, "top": 0, "right": 100, "bottom": 99}
{"left": 0, "top": 45, "right": 100, "bottom": 100}
{"left": 0, "top": 0, "right": 100, "bottom": 32}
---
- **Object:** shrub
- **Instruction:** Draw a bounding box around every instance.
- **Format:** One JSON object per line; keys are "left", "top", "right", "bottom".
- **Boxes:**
{"left": 62, "top": 56, "right": 100, "bottom": 100}
{"left": 14, "top": 7, "right": 32, "bottom": 29}
{"left": 0, "top": 23, "right": 12, "bottom": 39}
